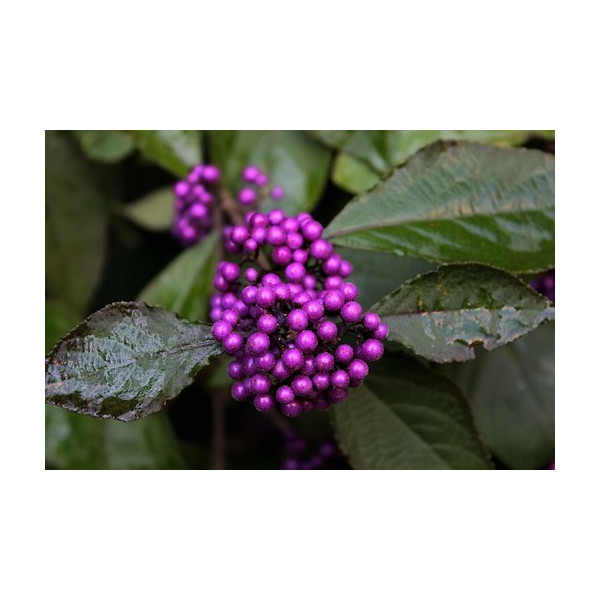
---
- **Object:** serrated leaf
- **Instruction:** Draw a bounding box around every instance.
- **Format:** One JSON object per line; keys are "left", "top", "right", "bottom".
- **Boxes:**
{"left": 130, "top": 130, "right": 201, "bottom": 177}
{"left": 46, "top": 131, "right": 108, "bottom": 312}
{"left": 330, "top": 353, "right": 492, "bottom": 469}
{"left": 73, "top": 130, "right": 135, "bottom": 163}
{"left": 45, "top": 300, "right": 81, "bottom": 354}
{"left": 138, "top": 230, "right": 220, "bottom": 321}
{"left": 121, "top": 186, "right": 175, "bottom": 231}
{"left": 313, "top": 130, "right": 555, "bottom": 194}
{"left": 372, "top": 264, "right": 554, "bottom": 363}
{"left": 208, "top": 130, "right": 331, "bottom": 215}
{"left": 325, "top": 142, "right": 555, "bottom": 272}
{"left": 45, "top": 405, "right": 185, "bottom": 469}
{"left": 45, "top": 301, "right": 222, "bottom": 421}
{"left": 444, "top": 322, "right": 554, "bottom": 469}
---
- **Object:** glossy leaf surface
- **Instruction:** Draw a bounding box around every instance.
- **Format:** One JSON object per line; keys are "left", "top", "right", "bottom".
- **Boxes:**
{"left": 209, "top": 130, "right": 331, "bottom": 215}
{"left": 313, "top": 130, "right": 555, "bottom": 194}
{"left": 325, "top": 142, "right": 555, "bottom": 272}
{"left": 130, "top": 130, "right": 201, "bottom": 177}
{"left": 138, "top": 230, "right": 220, "bottom": 322}
{"left": 372, "top": 264, "right": 554, "bottom": 362}
{"left": 446, "top": 322, "right": 555, "bottom": 469}
{"left": 330, "top": 354, "right": 492, "bottom": 469}
{"left": 45, "top": 302, "right": 222, "bottom": 421}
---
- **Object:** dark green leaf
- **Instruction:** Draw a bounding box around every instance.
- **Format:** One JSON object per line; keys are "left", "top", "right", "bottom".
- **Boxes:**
{"left": 372, "top": 264, "right": 554, "bottom": 363}
{"left": 73, "top": 130, "right": 135, "bottom": 163}
{"left": 337, "top": 247, "right": 434, "bottom": 309}
{"left": 209, "top": 130, "right": 331, "bottom": 215}
{"left": 325, "top": 142, "right": 555, "bottom": 272}
{"left": 138, "top": 230, "right": 220, "bottom": 321}
{"left": 45, "top": 405, "right": 185, "bottom": 469}
{"left": 121, "top": 186, "right": 175, "bottom": 231}
{"left": 444, "top": 322, "right": 554, "bottom": 469}
{"left": 46, "top": 131, "right": 108, "bottom": 312}
{"left": 130, "top": 130, "right": 201, "bottom": 177}
{"left": 313, "top": 130, "right": 555, "bottom": 194}
{"left": 45, "top": 301, "right": 222, "bottom": 421}
{"left": 330, "top": 353, "right": 492, "bottom": 469}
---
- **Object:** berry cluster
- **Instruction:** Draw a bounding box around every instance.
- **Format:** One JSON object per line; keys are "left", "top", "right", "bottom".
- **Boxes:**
{"left": 210, "top": 209, "right": 387, "bottom": 417}
{"left": 238, "top": 165, "right": 284, "bottom": 206}
{"left": 282, "top": 433, "right": 339, "bottom": 470}
{"left": 172, "top": 163, "right": 284, "bottom": 245}
{"left": 172, "top": 164, "right": 221, "bottom": 245}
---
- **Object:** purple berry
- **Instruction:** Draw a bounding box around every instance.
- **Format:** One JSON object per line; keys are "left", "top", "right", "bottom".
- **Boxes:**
{"left": 256, "top": 287, "right": 276, "bottom": 308}
{"left": 228, "top": 361, "right": 243, "bottom": 380}
{"left": 282, "top": 402, "right": 303, "bottom": 417}
{"left": 335, "top": 344, "right": 354, "bottom": 363}
{"left": 243, "top": 165, "right": 260, "bottom": 182}
{"left": 202, "top": 165, "right": 220, "bottom": 183}
{"left": 302, "top": 220, "right": 323, "bottom": 241}
{"left": 245, "top": 268, "right": 259, "bottom": 283}
{"left": 256, "top": 172, "right": 269, "bottom": 186}
{"left": 331, "top": 370, "right": 350, "bottom": 387}
{"left": 340, "top": 282, "right": 359, "bottom": 301}
{"left": 231, "top": 381, "right": 248, "bottom": 401}
{"left": 296, "top": 330, "right": 318, "bottom": 352}
{"left": 250, "top": 374, "right": 271, "bottom": 394}
{"left": 323, "top": 291, "right": 345, "bottom": 312}
{"left": 266, "top": 226, "right": 286, "bottom": 246}
{"left": 271, "top": 186, "right": 284, "bottom": 200}
{"left": 303, "top": 299, "right": 324, "bottom": 321}
{"left": 223, "top": 332, "right": 243, "bottom": 354}
{"left": 255, "top": 352, "right": 276, "bottom": 372}
{"left": 257, "top": 313, "right": 278, "bottom": 334}
{"left": 317, "top": 320, "right": 338, "bottom": 342}
{"left": 282, "top": 348, "right": 304, "bottom": 371}
{"left": 287, "top": 309, "right": 309, "bottom": 331}
{"left": 341, "top": 301, "right": 363, "bottom": 323}
{"left": 247, "top": 332, "right": 270, "bottom": 355}
{"left": 363, "top": 313, "right": 380, "bottom": 330}
{"left": 373, "top": 322, "right": 389, "bottom": 340}
{"left": 239, "top": 188, "right": 257, "bottom": 205}
{"left": 348, "top": 359, "right": 369, "bottom": 380}
{"left": 254, "top": 394, "right": 274, "bottom": 413}
{"left": 272, "top": 245, "right": 293, "bottom": 266}
{"left": 285, "top": 262, "right": 306, "bottom": 281}
{"left": 315, "top": 352, "right": 335, "bottom": 372}
{"left": 286, "top": 232, "right": 304, "bottom": 249}
{"left": 276, "top": 386, "right": 295, "bottom": 405}
{"left": 230, "top": 226, "right": 249, "bottom": 244}
{"left": 212, "top": 320, "right": 232, "bottom": 341}
{"left": 313, "top": 373, "right": 331, "bottom": 391}
{"left": 221, "top": 262, "right": 240, "bottom": 282}
{"left": 310, "top": 239, "right": 333, "bottom": 260}
{"left": 292, "top": 375, "right": 313, "bottom": 396}
{"left": 361, "top": 339, "right": 384, "bottom": 362}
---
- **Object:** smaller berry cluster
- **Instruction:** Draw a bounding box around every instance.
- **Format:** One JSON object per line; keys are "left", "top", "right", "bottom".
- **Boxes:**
{"left": 210, "top": 209, "right": 387, "bottom": 417}
{"left": 282, "top": 433, "right": 339, "bottom": 470}
{"left": 172, "top": 164, "right": 284, "bottom": 245}
{"left": 238, "top": 165, "right": 284, "bottom": 206}
{"left": 172, "top": 164, "right": 220, "bottom": 245}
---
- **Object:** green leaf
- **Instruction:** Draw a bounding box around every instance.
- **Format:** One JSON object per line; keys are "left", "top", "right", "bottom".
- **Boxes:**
{"left": 46, "top": 131, "right": 108, "bottom": 312}
{"left": 130, "top": 130, "right": 201, "bottom": 177}
{"left": 337, "top": 247, "right": 434, "bottom": 309}
{"left": 73, "top": 130, "right": 135, "bottom": 163}
{"left": 330, "top": 353, "right": 492, "bottom": 469}
{"left": 45, "top": 301, "right": 222, "bottom": 421}
{"left": 325, "top": 142, "right": 555, "bottom": 272}
{"left": 138, "top": 230, "right": 220, "bottom": 321}
{"left": 313, "top": 130, "right": 555, "bottom": 194}
{"left": 372, "top": 264, "right": 554, "bottom": 363}
{"left": 121, "top": 186, "right": 175, "bottom": 231}
{"left": 444, "top": 322, "right": 554, "bottom": 469}
{"left": 45, "top": 405, "right": 184, "bottom": 469}
{"left": 208, "top": 130, "right": 331, "bottom": 215}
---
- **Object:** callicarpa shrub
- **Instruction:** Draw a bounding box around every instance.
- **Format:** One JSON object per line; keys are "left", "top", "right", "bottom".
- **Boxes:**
{"left": 46, "top": 130, "right": 555, "bottom": 470}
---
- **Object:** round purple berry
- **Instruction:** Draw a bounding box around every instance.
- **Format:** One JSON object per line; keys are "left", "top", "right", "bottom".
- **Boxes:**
{"left": 331, "top": 370, "right": 350, "bottom": 388}
{"left": 272, "top": 245, "right": 293, "bottom": 266}
{"left": 363, "top": 313, "right": 381, "bottom": 331}
{"left": 317, "top": 320, "right": 338, "bottom": 342}
{"left": 292, "top": 375, "right": 313, "bottom": 396}
{"left": 287, "top": 309, "right": 309, "bottom": 331}
{"left": 315, "top": 352, "right": 335, "bottom": 372}
{"left": 257, "top": 313, "right": 278, "bottom": 334}
{"left": 255, "top": 352, "right": 276, "bottom": 372}
{"left": 282, "top": 348, "right": 304, "bottom": 371}
{"left": 202, "top": 165, "right": 220, "bottom": 183}
{"left": 223, "top": 332, "right": 243, "bottom": 354}
{"left": 361, "top": 339, "right": 384, "bottom": 362}
{"left": 340, "top": 282, "right": 359, "bottom": 301}
{"left": 285, "top": 262, "right": 306, "bottom": 281}
{"left": 282, "top": 402, "right": 303, "bottom": 417}
{"left": 221, "top": 262, "right": 240, "bottom": 282}
{"left": 323, "top": 291, "right": 345, "bottom": 312}
{"left": 231, "top": 381, "right": 248, "bottom": 401}
{"left": 256, "top": 287, "right": 276, "bottom": 308}
{"left": 212, "top": 320, "right": 232, "bottom": 341}
{"left": 341, "top": 301, "right": 363, "bottom": 323}
{"left": 276, "top": 386, "right": 295, "bottom": 405}
{"left": 310, "top": 239, "right": 333, "bottom": 260}
{"left": 302, "top": 220, "right": 323, "bottom": 241}
{"left": 250, "top": 373, "right": 271, "bottom": 394}
{"left": 238, "top": 188, "right": 256, "bottom": 205}
{"left": 296, "top": 330, "right": 318, "bottom": 352}
{"left": 373, "top": 322, "right": 389, "bottom": 340}
{"left": 247, "top": 332, "right": 270, "bottom": 355}
{"left": 230, "top": 226, "right": 249, "bottom": 244}
{"left": 335, "top": 344, "right": 354, "bottom": 363}
{"left": 313, "top": 373, "right": 331, "bottom": 391}
{"left": 266, "top": 226, "right": 286, "bottom": 246}
{"left": 227, "top": 360, "right": 243, "bottom": 380}
{"left": 348, "top": 359, "right": 369, "bottom": 380}
{"left": 253, "top": 394, "right": 273, "bottom": 413}
{"left": 303, "top": 299, "right": 324, "bottom": 321}
{"left": 243, "top": 165, "right": 260, "bottom": 182}
{"left": 271, "top": 186, "right": 284, "bottom": 200}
